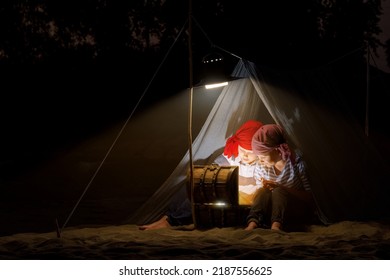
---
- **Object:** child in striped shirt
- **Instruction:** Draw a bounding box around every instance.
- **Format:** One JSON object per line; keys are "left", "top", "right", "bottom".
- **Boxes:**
{"left": 245, "top": 124, "right": 315, "bottom": 231}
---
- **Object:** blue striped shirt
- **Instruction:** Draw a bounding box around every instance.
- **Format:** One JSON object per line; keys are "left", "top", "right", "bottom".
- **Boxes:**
{"left": 253, "top": 155, "right": 311, "bottom": 191}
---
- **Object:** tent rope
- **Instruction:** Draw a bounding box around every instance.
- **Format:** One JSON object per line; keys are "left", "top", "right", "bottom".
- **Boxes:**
{"left": 192, "top": 16, "right": 242, "bottom": 59}
{"left": 321, "top": 45, "right": 364, "bottom": 68}
{"left": 59, "top": 18, "right": 189, "bottom": 235}
{"left": 369, "top": 49, "right": 390, "bottom": 91}
{"left": 60, "top": 16, "right": 255, "bottom": 235}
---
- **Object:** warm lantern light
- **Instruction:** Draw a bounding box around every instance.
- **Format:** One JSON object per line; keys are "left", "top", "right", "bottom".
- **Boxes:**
{"left": 200, "top": 52, "right": 230, "bottom": 90}
{"left": 205, "top": 81, "right": 228, "bottom": 89}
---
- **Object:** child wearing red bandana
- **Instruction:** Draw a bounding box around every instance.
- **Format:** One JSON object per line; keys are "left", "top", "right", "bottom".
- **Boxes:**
{"left": 214, "top": 120, "right": 263, "bottom": 205}
{"left": 139, "top": 120, "right": 263, "bottom": 230}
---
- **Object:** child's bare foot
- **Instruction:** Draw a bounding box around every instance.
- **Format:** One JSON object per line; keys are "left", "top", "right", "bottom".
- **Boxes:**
{"left": 245, "top": 221, "right": 258, "bottom": 230}
{"left": 138, "top": 215, "right": 171, "bottom": 230}
{"left": 271, "top": 221, "right": 282, "bottom": 231}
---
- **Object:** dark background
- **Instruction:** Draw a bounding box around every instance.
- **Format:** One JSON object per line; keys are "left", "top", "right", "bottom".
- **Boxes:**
{"left": 0, "top": 0, "right": 389, "bottom": 235}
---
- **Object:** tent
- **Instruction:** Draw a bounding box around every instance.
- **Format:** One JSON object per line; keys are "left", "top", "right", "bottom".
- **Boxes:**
{"left": 129, "top": 58, "right": 390, "bottom": 226}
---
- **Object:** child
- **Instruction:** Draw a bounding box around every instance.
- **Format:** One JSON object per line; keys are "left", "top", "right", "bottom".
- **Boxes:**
{"left": 245, "top": 124, "right": 315, "bottom": 231}
{"left": 139, "top": 120, "right": 263, "bottom": 230}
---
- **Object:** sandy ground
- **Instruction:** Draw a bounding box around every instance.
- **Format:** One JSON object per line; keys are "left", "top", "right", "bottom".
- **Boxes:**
{"left": 0, "top": 220, "right": 389, "bottom": 260}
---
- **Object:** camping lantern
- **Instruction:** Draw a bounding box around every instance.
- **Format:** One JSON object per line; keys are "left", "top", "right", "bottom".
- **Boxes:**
{"left": 201, "top": 52, "right": 229, "bottom": 89}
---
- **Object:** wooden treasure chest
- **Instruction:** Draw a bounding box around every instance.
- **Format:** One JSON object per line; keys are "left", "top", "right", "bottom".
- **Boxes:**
{"left": 188, "top": 164, "right": 248, "bottom": 228}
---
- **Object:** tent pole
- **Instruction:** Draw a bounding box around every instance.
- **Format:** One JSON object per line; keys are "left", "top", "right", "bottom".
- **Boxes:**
{"left": 187, "top": 0, "right": 197, "bottom": 227}
{"left": 55, "top": 218, "right": 61, "bottom": 238}
{"left": 365, "top": 45, "right": 370, "bottom": 137}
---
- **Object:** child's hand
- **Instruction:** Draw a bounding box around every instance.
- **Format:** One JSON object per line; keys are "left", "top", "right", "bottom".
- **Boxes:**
{"left": 261, "top": 178, "right": 279, "bottom": 191}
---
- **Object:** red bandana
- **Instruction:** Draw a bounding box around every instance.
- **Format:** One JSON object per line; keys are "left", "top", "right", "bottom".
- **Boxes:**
{"left": 223, "top": 120, "right": 263, "bottom": 158}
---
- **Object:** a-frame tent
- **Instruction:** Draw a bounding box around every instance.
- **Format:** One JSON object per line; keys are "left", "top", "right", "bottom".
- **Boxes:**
{"left": 129, "top": 59, "right": 389, "bottom": 226}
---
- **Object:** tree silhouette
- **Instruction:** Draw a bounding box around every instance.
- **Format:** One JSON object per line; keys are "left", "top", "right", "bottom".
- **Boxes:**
{"left": 0, "top": 1, "right": 386, "bottom": 68}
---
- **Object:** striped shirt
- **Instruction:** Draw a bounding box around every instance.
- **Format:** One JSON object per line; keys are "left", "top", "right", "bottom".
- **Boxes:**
{"left": 253, "top": 155, "right": 311, "bottom": 191}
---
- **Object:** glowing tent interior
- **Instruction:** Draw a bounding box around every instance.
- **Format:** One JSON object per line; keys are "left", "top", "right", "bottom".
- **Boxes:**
{"left": 127, "top": 58, "right": 389, "bottom": 226}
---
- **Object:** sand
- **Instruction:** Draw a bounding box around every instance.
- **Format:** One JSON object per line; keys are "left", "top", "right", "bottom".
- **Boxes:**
{"left": 0, "top": 220, "right": 389, "bottom": 260}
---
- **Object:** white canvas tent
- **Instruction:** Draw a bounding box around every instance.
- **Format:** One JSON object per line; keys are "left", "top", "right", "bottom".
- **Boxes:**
{"left": 129, "top": 59, "right": 389, "bottom": 226}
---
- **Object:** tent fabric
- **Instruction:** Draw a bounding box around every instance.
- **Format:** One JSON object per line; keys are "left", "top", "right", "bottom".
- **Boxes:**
{"left": 129, "top": 59, "right": 389, "bottom": 226}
